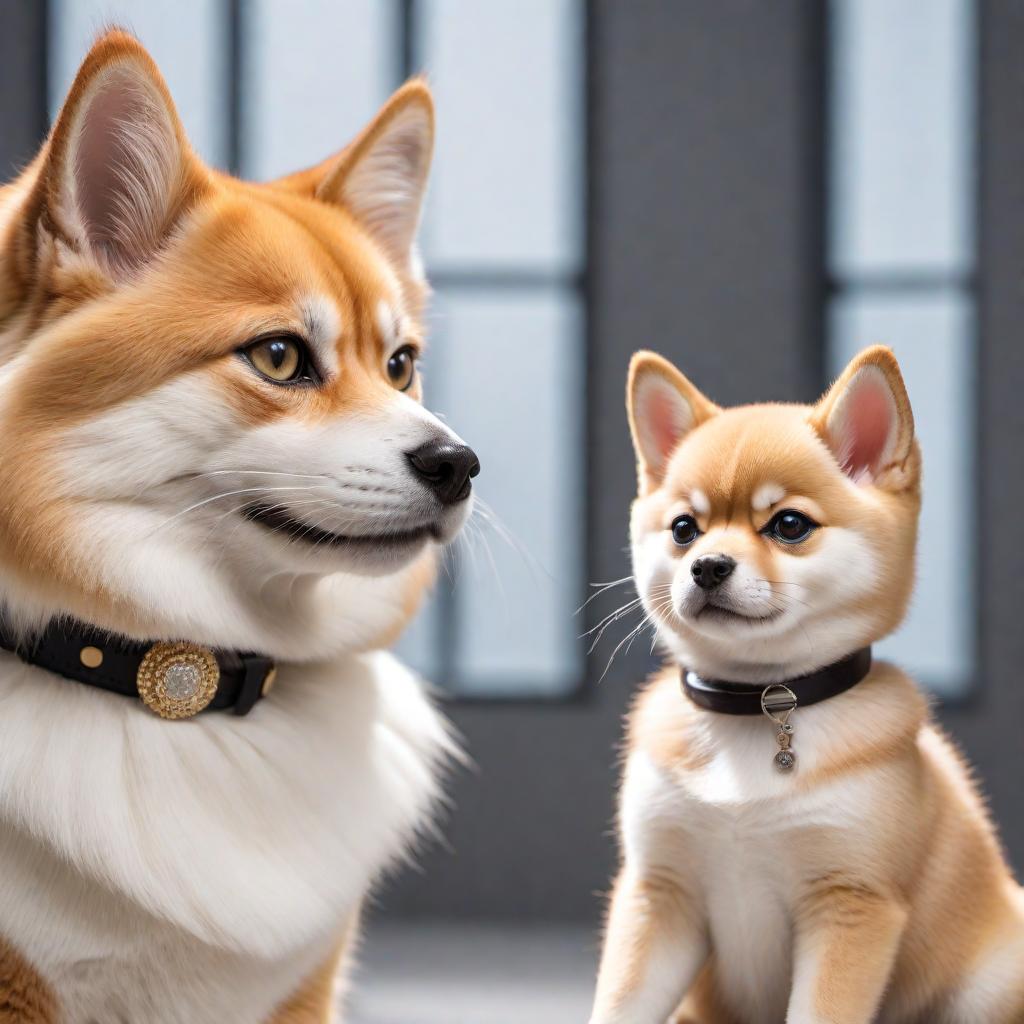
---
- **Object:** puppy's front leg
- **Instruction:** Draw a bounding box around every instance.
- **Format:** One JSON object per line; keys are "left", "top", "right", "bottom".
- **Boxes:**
{"left": 589, "top": 868, "right": 708, "bottom": 1024}
{"left": 269, "top": 907, "right": 361, "bottom": 1024}
{"left": 787, "top": 883, "right": 907, "bottom": 1024}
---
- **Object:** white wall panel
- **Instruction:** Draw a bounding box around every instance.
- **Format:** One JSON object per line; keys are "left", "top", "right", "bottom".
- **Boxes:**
{"left": 241, "top": 0, "right": 394, "bottom": 182}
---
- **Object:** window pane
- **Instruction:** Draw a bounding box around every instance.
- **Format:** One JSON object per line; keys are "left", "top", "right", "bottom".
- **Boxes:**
{"left": 49, "top": 0, "right": 228, "bottom": 168}
{"left": 417, "top": 0, "right": 584, "bottom": 273}
{"left": 829, "top": 292, "right": 974, "bottom": 695}
{"left": 829, "top": 0, "right": 974, "bottom": 275}
{"left": 241, "top": 0, "right": 394, "bottom": 182}
{"left": 425, "top": 288, "right": 584, "bottom": 696}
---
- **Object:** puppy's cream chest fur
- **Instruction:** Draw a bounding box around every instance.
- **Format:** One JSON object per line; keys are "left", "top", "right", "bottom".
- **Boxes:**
{"left": 621, "top": 709, "right": 902, "bottom": 1022}
{"left": 0, "top": 649, "right": 451, "bottom": 1023}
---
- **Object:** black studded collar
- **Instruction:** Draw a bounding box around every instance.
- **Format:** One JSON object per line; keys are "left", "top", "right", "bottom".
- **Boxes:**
{"left": 0, "top": 617, "right": 276, "bottom": 719}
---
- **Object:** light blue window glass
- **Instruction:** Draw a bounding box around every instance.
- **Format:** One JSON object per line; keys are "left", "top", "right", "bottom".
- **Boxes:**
{"left": 241, "top": 1, "right": 395, "bottom": 182}
{"left": 427, "top": 289, "right": 584, "bottom": 696}
{"left": 830, "top": 0, "right": 974, "bottom": 277}
{"left": 418, "top": 0, "right": 584, "bottom": 275}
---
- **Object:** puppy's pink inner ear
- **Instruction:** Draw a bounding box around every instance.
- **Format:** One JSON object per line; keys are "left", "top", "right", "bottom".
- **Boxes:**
{"left": 640, "top": 378, "right": 691, "bottom": 469}
{"left": 830, "top": 370, "right": 895, "bottom": 481}
{"left": 651, "top": 387, "right": 684, "bottom": 460}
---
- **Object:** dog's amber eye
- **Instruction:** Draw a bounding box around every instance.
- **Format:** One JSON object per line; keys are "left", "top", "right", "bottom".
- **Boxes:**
{"left": 671, "top": 514, "right": 700, "bottom": 547}
{"left": 243, "top": 336, "right": 309, "bottom": 384}
{"left": 387, "top": 345, "right": 417, "bottom": 391}
{"left": 765, "top": 509, "right": 817, "bottom": 544}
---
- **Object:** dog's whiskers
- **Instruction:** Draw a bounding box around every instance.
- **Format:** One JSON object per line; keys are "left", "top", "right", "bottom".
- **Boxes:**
{"left": 471, "top": 497, "right": 553, "bottom": 585}
{"left": 466, "top": 515, "right": 504, "bottom": 600}
{"left": 188, "top": 469, "right": 332, "bottom": 482}
{"left": 150, "top": 485, "right": 325, "bottom": 536}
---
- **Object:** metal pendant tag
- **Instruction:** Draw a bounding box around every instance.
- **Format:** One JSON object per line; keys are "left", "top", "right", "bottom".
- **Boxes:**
{"left": 761, "top": 684, "right": 798, "bottom": 772}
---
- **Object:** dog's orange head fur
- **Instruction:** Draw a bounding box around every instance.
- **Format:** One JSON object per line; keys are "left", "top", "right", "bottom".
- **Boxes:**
{"left": 627, "top": 347, "right": 921, "bottom": 680}
{"left": 0, "top": 32, "right": 475, "bottom": 656}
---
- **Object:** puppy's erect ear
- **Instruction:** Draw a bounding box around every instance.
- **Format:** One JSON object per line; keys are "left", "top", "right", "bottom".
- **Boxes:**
{"left": 628, "top": 351, "right": 719, "bottom": 493}
{"left": 811, "top": 345, "right": 917, "bottom": 489}
{"left": 24, "top": 31, "right": 206, "bottom": 281}
{"left": 315, "top": 80, "right": 434, "bottom": 275}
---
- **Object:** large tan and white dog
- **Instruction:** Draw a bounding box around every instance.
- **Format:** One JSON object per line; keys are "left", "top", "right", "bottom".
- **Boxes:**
{"left": 590, "top": 348, "right": 1024, "bottom": 1024}
{"left": 0, "top": 32, "right": 474, "bottom": 1024}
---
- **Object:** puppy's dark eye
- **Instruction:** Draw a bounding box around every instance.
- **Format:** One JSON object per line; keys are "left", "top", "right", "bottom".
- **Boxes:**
{"left": 241, "top": 335, "right": 314, "bottom": 384}
{"left": 387, "top": 345, "right": 417, "bottom": 391}
{"left": 765, "top": 509, "right": 817, "bottom": 544}
{"left": 671, "top": 514, "right": 700, "bottom": 547}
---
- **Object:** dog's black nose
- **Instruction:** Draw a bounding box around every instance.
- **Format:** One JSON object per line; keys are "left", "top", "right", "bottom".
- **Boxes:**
{"left": 690, "top": 554, "right": 736, "bottom": 591}
{"left": 407, "top": 440, "right": 480, "bottom": 506}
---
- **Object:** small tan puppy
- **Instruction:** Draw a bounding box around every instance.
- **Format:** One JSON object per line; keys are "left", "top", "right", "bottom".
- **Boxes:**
{"left": 589, "top": 347, "right": 1024, "bottom": 1024}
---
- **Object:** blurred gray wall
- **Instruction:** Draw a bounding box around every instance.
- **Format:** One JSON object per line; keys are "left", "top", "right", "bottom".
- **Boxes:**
{"left": 0, "top": 4, "right": 47, "bottom": 179}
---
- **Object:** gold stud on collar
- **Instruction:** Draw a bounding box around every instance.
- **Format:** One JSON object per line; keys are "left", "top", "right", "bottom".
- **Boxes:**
{"left": 261, "top": 666, "right": 278, "bottom": 696}
{"left": 136, "top": 641, "right": 220, "bottom": 720}
{"left": 79, "top": 645, "right": 103, "bottom": 669}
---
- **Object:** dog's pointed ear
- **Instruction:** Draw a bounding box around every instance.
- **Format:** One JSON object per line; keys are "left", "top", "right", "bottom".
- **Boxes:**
{"left": 628, "top": 351, "right": 719, "bottom": 493}
{"left": 21, "top": 30, "right": 205, "bottom": 282}
{"left": 314, "top": 80, "right": 434, "bottom": 275}
{"left": 811, "top": 346, "right": 917, "bottom": 488}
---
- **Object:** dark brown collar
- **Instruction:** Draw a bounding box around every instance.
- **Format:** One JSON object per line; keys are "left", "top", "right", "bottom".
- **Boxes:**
{"left": 681, "top": 647, "right": 873, "bottom": 716}
{"left": 0, "top": 617, "right": 276, "bottom": 720}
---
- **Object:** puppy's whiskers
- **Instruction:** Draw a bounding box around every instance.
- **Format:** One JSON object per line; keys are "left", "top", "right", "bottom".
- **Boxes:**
{"left": 586, "top": 584, "right": 673, "bottom": 671}
{"left": 747, "top": 583, "right": 812, "bottom": 611}
{"left": 577, "top": 575, "right": 636, "bottom": 614}
{"left": 598, "top": 604, "right": 665, "bottom": 683}
{"left": 583, "top": 596, "right": 645, "bottom": 651}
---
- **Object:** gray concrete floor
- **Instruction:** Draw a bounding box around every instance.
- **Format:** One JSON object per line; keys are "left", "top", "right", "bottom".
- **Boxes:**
{"left": 348, "top": 921, "right": 598, "bottom": 1024}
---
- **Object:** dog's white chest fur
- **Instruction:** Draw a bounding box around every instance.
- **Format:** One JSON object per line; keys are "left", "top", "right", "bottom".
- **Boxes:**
{"left": 622, "top": 717, "right": 881, "bottom": 1023}
{"left": 0, "top": 649, "right": 451, "bottom": 1023}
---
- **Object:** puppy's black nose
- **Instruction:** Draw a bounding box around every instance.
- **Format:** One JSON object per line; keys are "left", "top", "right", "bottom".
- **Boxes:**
{"left": 407, "top": 440, "right": 480, "bottom": 506}
{"left": 690, "top": 554, "right": 736, "bottom": 591}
